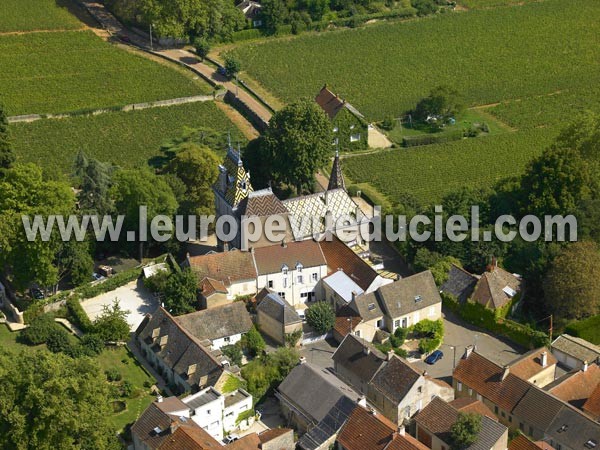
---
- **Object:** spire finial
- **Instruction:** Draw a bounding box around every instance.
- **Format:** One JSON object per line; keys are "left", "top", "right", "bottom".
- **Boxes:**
{"left": 237, "top": 143, "right": 242, "bottom": 166}
{"left": 227, "top": 131, "right": 232, "bottom": 150}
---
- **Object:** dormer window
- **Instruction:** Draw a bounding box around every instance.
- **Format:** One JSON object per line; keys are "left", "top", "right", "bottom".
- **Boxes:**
{"left": 282, "top": 264, "right": 288, "bottom": 275}
{"left": 368, "top": 303, "right": 376, "bottom": 311}
{"left": 296, "top": 262, "right": 303, "bottom": 272}
{"left": 414, "top": 295, "right": 422, "bottom": 303}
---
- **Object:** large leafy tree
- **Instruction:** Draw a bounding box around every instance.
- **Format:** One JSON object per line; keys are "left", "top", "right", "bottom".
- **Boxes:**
{"left": 450, "top": 413, "right": 482, "bottom": 450}
{"left": 544, "top": 241, "right": 600, "bottom": 322}
{"left": 261, "top": 0, "right": 289, "bottom": 34}
{"left": 166, "top": 142, "right": 219, "bottom": 217}
{"left": 0, "top": 350, "right": 121, "bottom": 450}
{"left": 413, "top": 85, "right": 464, "bottom": 123}
{"left": 93, "top": 299, "right": 131, "bottom": 342}
{"left": 73, "top": 151, "right": 114, "bottom": 216}
{"left": 263, "top": 99, "right": 332, "bottom": 194}
{"left": 0, "top": 163, "right": 76, "bottom": 289}
{"left": 162, "top": 268, "right": 198, "bottom": 316}
{"left": 306, "top": 301, "right": 335, "bottom": 334}
{"left": 0, "top": 103, "right": 15, "bottom": 172}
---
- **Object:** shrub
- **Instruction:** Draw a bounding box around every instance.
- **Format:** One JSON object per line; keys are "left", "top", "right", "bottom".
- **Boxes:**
{"left": 419, "top": 336, "right": 442, "bottom": 354}
{"left": 105, "top": 368, "right": 122, "bottom": 382}
{"left": 46, "top": 327, "right": 72, "bottom": 354}
{"left": 193, "top": 37, "right": 210, "bottom": 60}
{"left": 243, "top": 326, "right": 266, "bottom": 357}
{"left": 285, "top": 329, "right": 303, "bottom": 347}
{"left": 565, "top": 314, "right": 600, "bottom": 344}
{"left": 306, "top": 301, "right": 335, "bottom": 334}
{"left": 80, "top": 333, "right": 105, "bottom": 356}
{"left": 223, "top": 53, "right": 242, "bottom": 79}
{"left": 394, "top": 347, "right": 408, "bottom": 358}
{"left": 222, "top": 344, "right": 243, "bottom": 366}
{"left": 93, "top": 299, "right": 130, "bottom": 342}
{"left": 66, "top": 297, "right": 93, "bottom": 333}
{"left": 394, "top": 326, "right": 408, "bottom": 344}
{"left": 20, "top": 314, "right": 58, "bottom": 345}
{"left": 120, "top": 380, "right": 134, "bottom": 398}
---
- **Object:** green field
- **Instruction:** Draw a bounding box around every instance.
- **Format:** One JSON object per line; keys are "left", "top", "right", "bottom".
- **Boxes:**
{"left": 0, "top": 31, "right": 211, "bottom": 115}
{"left": 232, "top": 0, "right": 600, "bottom": 120}
{"left": 11, "top": 102, "right": 244, "bottom": 172}
{"left": 343, "top": 128, "right": 553, "bottom": 205}
{"left": 0, "top": 0, "right": 83, "bottom": 32}
{"left": 457, "top": 0, "right": 541, "bottom": 9}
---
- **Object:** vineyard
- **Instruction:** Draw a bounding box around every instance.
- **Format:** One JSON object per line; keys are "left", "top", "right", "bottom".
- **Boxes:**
{"left": 0, "top": 0, "right": 83, "bottom": 32}
{"left": 342, "top": 129, "right": 553, "bottom": 206}
{"left": 232, "top": 0, "right": 600, "bottom": 120}
{"left": 0, "top": 31, "right": 211, "bottom": 116}
{"left": 457, "top": 0, "right": 540, "bottom": 9}
{"left": 10, "top": 102, "right": 244, "bottom": 173}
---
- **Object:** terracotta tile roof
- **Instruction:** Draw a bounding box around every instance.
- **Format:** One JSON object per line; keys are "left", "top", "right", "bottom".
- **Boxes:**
{"left": 157, "top": 424, "right": 221, "bottom": 450}
{"left": 385, "top": 433, "right": 430, "bottom": 450}
{"left": 253, "top": 240, "right": 326, "bottom": 275}
{"left": 315, "top": 85, "right": 364, "bottom": 120}
{"left": 227, "top": 433, "right": 261, "bottom": 450}
{"left": 334, "top": 314, "right": 362, "bottom": 339}
{"left": 450, "top": 397, "right": 497, "bottom": 420}
{"left": 509, "top": 435, "right": 548, "bottom": 450}
{"left": 200, "top": 277, "right": 228, "bottom": 297}
{"left": 472, "top": 266, "right": 522, "bottom": 309}
{"left": 508, "top": 347, "right": 557, "bottom": 381}
{"left": 583, "top": 384, "right": 600, "bottom": 419}
{"left": 258, "top": 428, "right": 293, "bottom": 443}
{"left": 174, "top": 302, "right": 253, "bottom": 342}
{"left": 549, "top": 364, "right": 600, "bottom": 409}
{"left": 184, "top": 250, "right": 257, "bottom": 287}
{"left": 319, "top": 236, "right": 378, "bottom": 291}
{"left": 337, "top": 405, "right": 396, "bottom": 450}
{"left": 453, "top": 352, "right": 531, "bottom": 411}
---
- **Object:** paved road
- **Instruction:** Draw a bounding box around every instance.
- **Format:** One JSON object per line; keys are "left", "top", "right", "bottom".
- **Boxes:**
{"left": 79, "top": 1, "right": 272, "bottom": 127}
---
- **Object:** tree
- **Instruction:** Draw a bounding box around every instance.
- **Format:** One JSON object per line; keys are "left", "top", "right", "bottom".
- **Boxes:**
{"left": 20, "top": 314, "right": 60, "bottom": 346}
{"left": 261, "top": 0, "right": 289, "bottom": 33}
{"left": 544, "top": 241, "right": 600, "bottom": 322}
{"left": 263, "top": 99, "right": 332, "bottom": 193}
{"left": 162, "top": 269, "right": 198, "bottom": 315}
{"left": 73, "top": 151, "right": 114, "bottom": 216}
{"left": 166, "top": 142, "right": 220, "bottom": 217}
{"left": 450, "top": 412, "right": 482, "bottom": 450}
{"left": 243, "top": 325, "right": 266, "bottom": 357}
{"left": 306, "top": 301, "right": 335, "bottom": 334}
{"left": 193, "top": 37, "right": 211, "bottom": 60}
{"left": 223, "top": 53, "right": 242, "bottom": 79}
{"left": 93, "top": 299, "right": 131, "bottom": 342}
{"left": 0, "top": 103, "right": 15, "bottom": 172}
{"left": 55, "top": 239, "right": 94, "bottom": 287}
{"left": 79, "top": 333, "right": 105, "bottom": 356}
{"left": 0, "top": 350, "right": 121, "bottom": 450}
{"left": 222, "top": 344, "right": 243, "bottom": 366}
{"left": 45, "top": 326, "right": 72, "bottom": 354}
{"left": 414, "top": 85, "right": 463, "bottom": 123}
{"left": 411, "top": 0, "right": 439, "bottom": 16}
{"left": 520, "top": 146, "right": 590, "bottom": 217}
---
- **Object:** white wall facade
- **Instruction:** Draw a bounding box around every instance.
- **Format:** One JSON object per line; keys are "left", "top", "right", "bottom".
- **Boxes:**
{"left": 256, "top": 264, "right": 328, "bottom": 310}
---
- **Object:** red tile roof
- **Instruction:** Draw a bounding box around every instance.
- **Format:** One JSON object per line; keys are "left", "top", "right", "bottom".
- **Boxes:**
{"left": 157, "top": 424, "right": 221, "bottom": 450}
{"left": 337, "top": 406, "right": 395, "bottom": 450}
{"left": 319, "top": 236, "right": 378, "bottom": 291}
{"left": 258, "top": 428, "right": 293, "bottom": 443}
{"left": 200, "top": 277, "right": 228, "bottom": 296}
{"left": 583, "top": 383, "right": 600, "bottom": 419}
{"left": 472, "top": 266, "right": 521, "bottom": 309}
{"left": 385, "top": 433, "right": 430, "bottom": 450}
{"left": 334, "top": 314, "right": 362, "bottom": 339}
{"left": 509, "top": 348, "right": 557, "bottom": 381}
{"left": 453, "top": 352, "right": 531, "bottom": 411}
{"left": 253, "top": 240, "right": 326, "bottom": 275}
{"left": 509, "top": 435, "right": 548, "bottom": 450}
{"left": 549, "top": 364, "right": 600, "bottom": 409}
{"left": 185, "top": 250, "right": 257, "bottom": 287}
{"left": 227, "top": 433, "right": 261, "bottom": 450}
{"left": 450, "top": 397, "right": 497, "bottom": 420}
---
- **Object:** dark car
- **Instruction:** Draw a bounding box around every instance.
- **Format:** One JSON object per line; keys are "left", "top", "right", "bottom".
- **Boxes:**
{"left": 425, "top": 350, "right": 444, "bottom": 365}
{"left": 30, "top": 288, "right": 45, "bottom": 300}
{"left": 217, "top": 66, "right": 227, "bottom": 77}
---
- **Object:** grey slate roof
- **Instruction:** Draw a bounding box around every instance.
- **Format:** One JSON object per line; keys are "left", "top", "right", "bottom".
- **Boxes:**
{"left": 257, "top": 292, "right": 302, "bottom": 325}
{"left": 332, "top": 334, "right": 387, "bottom": 385}
{"left": 174, "top": 302, "right": 253, "bottom": 342}
{"left": 370, "top": 355, "right": 422, "bottom": 404}
{"left": 440, "top": 264, "right": 478, "bottom": 303}
{"left": 552, "top": 334, "right": 600, "bottom": 364}
{"left": 512, "top": 386, "right": 565, "bottom": 432}
{"left": 546, "top": 406, "right": 600, "bottom": 450}
{"left": 277, "top": 362, "right": 357, "bottom": 425}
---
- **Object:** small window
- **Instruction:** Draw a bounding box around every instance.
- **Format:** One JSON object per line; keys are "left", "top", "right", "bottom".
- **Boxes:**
{"left": 301, "top": 292, "right": 308, "bottom": 298}
{"left": 509, "top": 415, "right": 512, "bottom": 423}
{"left": 368, "top": 303, "right": 376, "bottom": 311}
{"left": 224, "top": 336, "right": 230, "bottom": 343}
{"left": 519, "top": 423, "right": 524, "bottom": 431}
{"left": 501, "top": 411, "right": 506, "bottom": 418}
{"left": 376, "top": 319, "right": 384, "bottom": 329}
{"left": 282, "top": 264, "right": 288, "bottom": 275}
{"left": 355, "top": 330, "right": 361, "bottom": 337}
{"left": 495, "top": 406, "right": 499, "bottom": 414}
{"left": 297, "top": 275, "right": 303, "bottom": 284}
{"left": 417, "top": 386, "right": 422, "bottom": 393}
{"left": 207, "top": 409, "right": 211, "bottom": 415}
{"left": 429, "top": 306, "right": 435, "bottom": 316}
{"left": 296, "top": 262, "right": 303, "bottom": 272}
{"left": 468, "top": 388, "right": 473, "bottom": 396}
{"left": 457, "top": 382, "right": 463, "bottom": 392}
{"left": 278, "top": 292, "right": 286, "bottom": 298}
{"left": 268, "top": 280, "right": 273, "bottom": 288}
{"left": 283, "top": 278, "right": 288, "bottom": 288}
{"left": 394, "top": 320, "right": 400, "bottom": 328}
{"left": 529, "top": 427, "right": 533, "bottom": 436}
{"left": 312, "top": 273, "right": 318, "bottom": 282}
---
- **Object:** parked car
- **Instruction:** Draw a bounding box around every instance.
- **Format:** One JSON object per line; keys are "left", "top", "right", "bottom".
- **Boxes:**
{"left": 91, "top": 272, "right": 105, "bottom": 282}
{"left": 425, "top": 350, "right": 444, "bottom": 365}
{"left": 30, "top": 287, "right": 45, "bottom": 300}
{"left": 217, "top": 66, "right": 227, "bottom": 77}
{"left": 224, "top": 434, "right": 239, "bottom": 444}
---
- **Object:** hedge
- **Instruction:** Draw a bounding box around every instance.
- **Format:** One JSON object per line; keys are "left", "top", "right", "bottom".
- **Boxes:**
{"left": 348, "top": 182, "right": 393, "bottom": 212}
{"left": 565, "top": 315, "right": 600, "bottom": 345}
{"left": 66, "top": 297, "right": 94, "bottom": 332}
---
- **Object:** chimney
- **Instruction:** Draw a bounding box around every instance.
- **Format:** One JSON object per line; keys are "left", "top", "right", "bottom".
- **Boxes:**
{"left": 583, "top": 360, "right": 589, "bottom": 372}
{"left": 363, "top": 345, "right": 371, "bottom": 356}
{"left": 398, "top": 426, "right": 406, "bottom": 436}
{"left": 464, "top": 345, "right": 474, "bottom": 359}
{"left": 299, "top": 356, "right": 307, "bottom": 365}
{"left": 387, "top": 351, "right": 395, "bottom": 361}
{"left": 502, "top": 365, "right": 510, "bottom": 381}
{"left": 358, "top": 395, "right": 367, "bottom": 408}
{"left": 282, "top": 239, "right": 287, "bottom": 248}
{"left": 351, "top": 291, "right": 357, "bottom": 302}
{"left": 422, "top": 370, "right": 428, "bottom": 377}
{"left": 370, "top": 408, "right": 377, "bottom": 416}
{"left": 540, "top": 351, "right": 548, "bottom": 368}
{"left": 157, "top": 395, "right": 164, "bottom": 403}
{"left": 170, "top": 422, "right": 180, "bottom": 434}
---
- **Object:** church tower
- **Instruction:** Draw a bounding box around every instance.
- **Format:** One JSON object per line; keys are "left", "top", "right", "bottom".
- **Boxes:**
{"left": 327, "top": 149, "right": 346, "bottom": 191}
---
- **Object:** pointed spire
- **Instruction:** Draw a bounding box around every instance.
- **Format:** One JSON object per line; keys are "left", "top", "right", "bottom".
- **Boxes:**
{"left": 327, "top": 147, "right": 346, "bottom": 191}
{"left": 237, "top": 143, "right": 242, "bottom": 166}
{"left": 227, "top": 131, "right": 232, "bottom": 150}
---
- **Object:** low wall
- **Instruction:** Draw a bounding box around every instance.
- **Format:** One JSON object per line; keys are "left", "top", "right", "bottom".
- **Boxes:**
{"left": 224, "top": 91, "right": 269, "bottom": 132}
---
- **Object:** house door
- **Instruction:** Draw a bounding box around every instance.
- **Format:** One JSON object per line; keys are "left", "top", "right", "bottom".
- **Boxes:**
{"left": 402, "top": 318, "right": 408, "bottom": 328}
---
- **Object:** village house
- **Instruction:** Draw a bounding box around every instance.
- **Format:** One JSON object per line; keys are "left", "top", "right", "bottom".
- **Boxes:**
{"left": 332, "top": 334, "right": 454, "bottom": 423}
{"left": 452, "top": 348, "right": 600, "bottom": 450}
{"left": 551, "top": 334, "right": 600, "bottom": 371}
{"left": 471, "top": 261, "right": 523, "bottom": 312}
{"left": 253, "top": 239, "right": 328, "bottom": 310}
{"left": 509, "top": 435, "right": 555, "bottom": 450}
{"left": 343, "top": 271, "right": 442, "bottom": 343}
{"left": 440, "top": 263, "right": 479, "bottom": 304}
{"left": 256, "top": 290, "right": 303, "bottom": 345}
{"left": 276, "top": 362, "right": 358, "bottom": 450}
{"left": 135, "top": 307, "right": 232, "bottom": 394}
{"left": 336, "top": 404, "right": 429, "bottom": 450}
{"left": 414, "top": 397, "right": 508, "bottom": 450}
{"left": 236, "top": 0, "right": 262, "bottom": 27}
{"left": 173, "top": 301, "right": 253, "bottom": 351}
{"left": 547, "top": 363, "right": 600, "bottom": 412}
{"left": 182, "top": 249, "right": 257, "bottom": 308}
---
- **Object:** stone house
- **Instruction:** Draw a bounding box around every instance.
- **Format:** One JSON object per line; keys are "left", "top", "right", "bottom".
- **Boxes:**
{"left": 551, "top": 334, "right": 600, "bottom": 371}
{"left": 256, "top": 290, "right": 303, "bottom": 346}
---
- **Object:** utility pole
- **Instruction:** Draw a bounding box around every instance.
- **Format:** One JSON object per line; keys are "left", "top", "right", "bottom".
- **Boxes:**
{"left": 549, "top": 314, "right": 553, "bottom": 342}
{"left": 149, "top": 24, "right": 153, "bottom": 51}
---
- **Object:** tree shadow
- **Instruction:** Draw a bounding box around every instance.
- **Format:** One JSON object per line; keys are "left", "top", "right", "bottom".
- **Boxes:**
{"left": 55, "top": 0, "right": 99, "bottom": 28}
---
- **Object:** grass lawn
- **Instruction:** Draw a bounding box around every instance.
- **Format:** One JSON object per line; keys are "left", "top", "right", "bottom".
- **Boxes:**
{"left": 232, "top": 0, "right": 600, "bottom": 120}
{"left": 11, "top": 101, "right": 245, "bottom": 173}
{"left": 0, "top": 31, "right": 212, "bottom": 115}
{"left": 0, "top": 0, "right": 84, "bottom": 32}
{"left": 95, "top": 346, "right": 156, "bottom": 432}
{"left": 343, "top": 128, "right": 554, "bottom": 206}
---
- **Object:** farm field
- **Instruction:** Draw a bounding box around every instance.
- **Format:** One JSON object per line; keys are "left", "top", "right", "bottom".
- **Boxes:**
{"left": 231, "top": 0, "right": 600, "bottom": 121}
{"left": 0, "top": 31, "right": 211, "bottom": 116}
{"left": 343, "top": 128, "right": 553, "bottom": 206}
{"left": 0, "top": 0, "right": 84, "bottom": 32}
{"left": 457, "top": 0, "right": 541, "bottom": 9}
{"left": 11, "top": 102, "right": 245, "bottom": 173}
